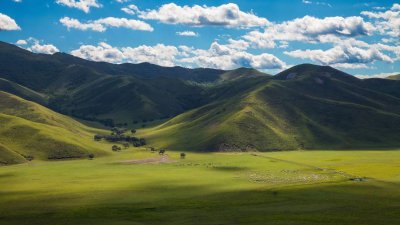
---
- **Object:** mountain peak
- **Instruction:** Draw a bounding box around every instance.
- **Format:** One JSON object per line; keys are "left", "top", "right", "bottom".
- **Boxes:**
{"left": 274, "top": 63, "right": 356, "bottom": 81}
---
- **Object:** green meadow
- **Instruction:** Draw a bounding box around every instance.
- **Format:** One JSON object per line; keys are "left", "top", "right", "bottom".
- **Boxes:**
{"left": 1, "top": 149, "right": 399, "bottom": 225}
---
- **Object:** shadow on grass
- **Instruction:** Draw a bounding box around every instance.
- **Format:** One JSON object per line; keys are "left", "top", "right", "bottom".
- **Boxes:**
{"left": 0, "top": 178, "right": 400, "bottom": 225}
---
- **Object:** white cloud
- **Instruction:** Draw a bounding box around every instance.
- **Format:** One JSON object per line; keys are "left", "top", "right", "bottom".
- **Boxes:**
{"left": 56, "top": 0, "right": 102, "bottom": 13}
{"left": 71, "top": 41, "right": 286, "bottom": 70}
{"left": 361, "top": 3, "right": 400, "bottom": 37}
{"left": 121, "top": 4, "right": 139, "bottom": 15}
{"left": 16, "top": 38, "right": 59, "bottom": 54}
{"left": 0, "top": 13, "right": 21, "bottom": 31}
{"left": 137, "top": 3, "right": 270, "bottom": 28}
{"left": 284, "top": 45, "right": 393, "bottom": 66}
{"left": 13, "top": 0, "right": 22, "bottom": 2}
{"left": 302, "top": 0, "right": 332, "bottom": 7}
{"left": 60, "top": 17, "right": 105, "bottom": 31}
{"left": 16, "top": 39, "right": 27, "bottom": 45}
{"left": 244, "top": 15, "right": 375, "bottom": 48}
{"left": 71, "top": 42, "right": 179, "bottom": 66}
{"left": 176, "top": 31, "right": 198, "bottom": 37}
{"left": 122, "top": 44, "right": 179, "bottom": 67}
{"left": 28, "top": 43, "right": 59, "bottom": 54}
{"left": 180, "top": 41, "right": 286, "bottom": 70}
{"left": 59, "top": 17, "right": 154, "bottom": 32}
{"left": 115, "top": 0, "right": 129, "bottom": 3}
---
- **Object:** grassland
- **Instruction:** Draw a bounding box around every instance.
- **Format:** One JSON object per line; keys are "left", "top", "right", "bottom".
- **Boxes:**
{"left": 0, "top": 91, "right": 110, "bottom": 164}
{"left": 1, "top": 149, "right": 399, "bottom": 225}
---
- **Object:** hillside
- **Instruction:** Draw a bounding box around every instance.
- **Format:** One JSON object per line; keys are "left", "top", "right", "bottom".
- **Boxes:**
{"left": 387, "top": 74, "right": 400, "bottom": 80}
{"left": 0, "top": 91, "right": 108, "bottom": 165}
{"left": 141, "top": 64, "right": 400, "bottom": 151}
{"left": 0, "top": 41, "right": 268, "bottom": 125}
{"left": 0, "top": 78, "right": 48, "bottom": 105}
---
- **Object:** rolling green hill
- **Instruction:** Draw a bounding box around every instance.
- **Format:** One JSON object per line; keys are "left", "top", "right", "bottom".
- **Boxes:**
{"left": 141, "top": 64, "right": 400, "bottom": 151}
{"left": 1, "top": 41, "right": 400, "bottom": 152}
{"left": 0, "top": 41, "right": 268, "bottom": 125}
{"left": 0, "top": 91, "right": 109, "bottom": 165}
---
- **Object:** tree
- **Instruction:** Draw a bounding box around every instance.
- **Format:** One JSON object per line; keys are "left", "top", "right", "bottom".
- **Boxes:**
{"left": 139, "top": 138, "right": 146, "bottom": 146}
{"left": 180, "top": 153, "right": 186, "bottom": 159}
{"left": 131, "top": 129, "right": 136, "bottom": 134}
{"left": 112, "top": 145, "right": 121, "bottom": 151}
{"left": 94, "top": 135, "right": 102, "bottom": 141}
{"left": 88, "top": 153, "right": 95, "bottom": 160}
{"left": 123, "top": 143, "right": 129, "bottom": 149}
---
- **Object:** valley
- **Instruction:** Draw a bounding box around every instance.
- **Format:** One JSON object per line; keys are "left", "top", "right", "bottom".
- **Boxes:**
{"left": 0, "top": 41, "right": 399, "bottom": 225}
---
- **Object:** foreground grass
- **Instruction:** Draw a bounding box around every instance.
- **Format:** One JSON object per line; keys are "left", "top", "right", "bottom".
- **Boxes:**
{"left": 0, "top": 150, "right": 400, "bottom": 225}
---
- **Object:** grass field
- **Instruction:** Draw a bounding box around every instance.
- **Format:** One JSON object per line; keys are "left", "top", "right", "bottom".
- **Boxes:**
{"left": 1, "top": 149, "right": 399, "bottom": 225}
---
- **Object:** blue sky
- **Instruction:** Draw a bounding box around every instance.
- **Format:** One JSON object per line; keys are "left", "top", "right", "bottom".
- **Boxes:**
{"left": 0, "top": 0, "right": 399, "bottom": 77}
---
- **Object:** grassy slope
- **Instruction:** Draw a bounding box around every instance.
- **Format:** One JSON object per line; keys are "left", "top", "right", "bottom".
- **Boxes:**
{"left": 0, "top": 150, "right": 399, "bottom": 225}
{"left": 140, "top": 65, "right": 400, "bottom": 151}
{"left": 387, "top": 74, "right": 400, "bottom": 80}
{"left": 0, "top": 78, "right": 48, "bottom": 105}
{"left": 0, "top": 91, "right": 109, "bottom": 164}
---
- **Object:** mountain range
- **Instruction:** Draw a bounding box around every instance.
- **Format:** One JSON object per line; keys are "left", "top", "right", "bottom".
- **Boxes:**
{"left": 0, "top": 41, "right": 399, "bottom": 160}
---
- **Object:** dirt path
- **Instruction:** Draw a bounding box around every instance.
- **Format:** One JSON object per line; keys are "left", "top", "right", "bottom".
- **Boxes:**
{"left": 121, "top": 155, "right": 176, "bottom": 165}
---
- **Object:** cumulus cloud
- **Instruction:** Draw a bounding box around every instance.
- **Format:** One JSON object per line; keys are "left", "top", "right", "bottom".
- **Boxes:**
{"left": 28, "top": 42, "right": 59, "bottom": 54}
{"left": 18, "top": 38, "right": 59, "bottom": 54}
{"left": 121, "top": 4, "right": 139, "bottom": 15}
{"left": 115, "top": 0, "right": 129, "bottom": 3}
{"left": 243, "top": 15, "right": 375, "bottom": 48}
{"left": 180, "top": 41, "right": 285, "bottom": 70}
{"left": 16, "top": 39, "right": 27, "bottom": 45}
{"left": 137, "top": 3, "right": 270, "bottom": 28}
{"left": 0, "top": 13, "right": 21, "bottom": 31}
{"left": 71, "top": 42, "right": 179, "bottom": 66}
{"left": 59, "top": 17, "right": 154, "bottom": 32}
{"left": 176, "top": 31, "right": 198, "bottom": 37}
{"left": 361, "top": 3, "right": 400, "bottom": 37}
{"left": 70, "top": 41, "right": 286, "bottom": 70}
{"left": 284, "top": 45, "right": 393, "bottom": 67}
{"left": 56, "top": 0, "right": 101, "bottom": 13}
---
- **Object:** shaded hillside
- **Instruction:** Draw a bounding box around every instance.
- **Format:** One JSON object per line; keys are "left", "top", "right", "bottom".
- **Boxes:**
{"left": 0, "top": 92, "right": 108, "bottom": 165}
{"left": 0, "top": 41, "right": 267, "bottom": 125}
{"left": 141, "top": 64, "right": 400, "bottom": 151}
{"left": 0, "top": 78, "right": 48, "bottom": 105}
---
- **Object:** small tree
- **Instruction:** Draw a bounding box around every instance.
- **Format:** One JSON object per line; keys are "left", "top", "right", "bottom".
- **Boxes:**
{"left": 112, "top": 145, "right": 121, "bottom": 151}
{"left": 139, "top": 138, "right": 146, "bottom": 146}
{"left": 94, "top": 134, "right": 102, "bottom": 141}
{"left": 88, "top": 153, "right": 95, "bottom": 160}
{"left": 131, "top": 129, "right": 136, "bottom": 134}
{"left": 123, "top": 143, "right": 129, "bottom": 149}
{"left": 180, "top": 153, "right": 186, "bottom": 159}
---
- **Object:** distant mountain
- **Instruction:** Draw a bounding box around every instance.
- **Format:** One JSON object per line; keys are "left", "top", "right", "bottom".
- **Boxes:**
{"left": 142, "top": 64, "right": 400, "bottom": 151}
{"left": 0, "top": 91, "right": 108, "bottom": 165}
{"left": 387, "top": 74, "right": 400, "bottom": 80}
{"left": 0, "top": 41, "right": 268, "bottom": 125}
